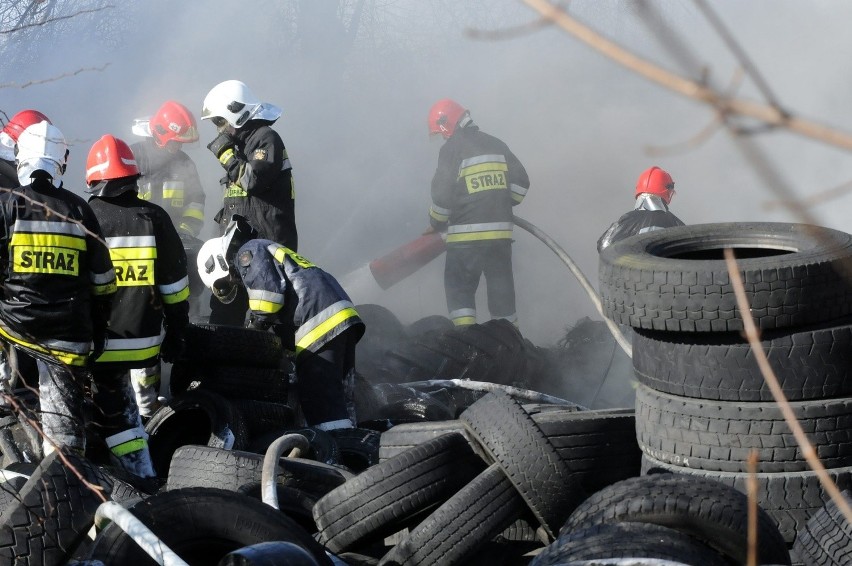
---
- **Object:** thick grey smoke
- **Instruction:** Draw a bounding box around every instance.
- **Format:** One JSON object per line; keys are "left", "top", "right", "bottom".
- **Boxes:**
{"left": 2, "top": 1, "right": 852, "bottom": 345}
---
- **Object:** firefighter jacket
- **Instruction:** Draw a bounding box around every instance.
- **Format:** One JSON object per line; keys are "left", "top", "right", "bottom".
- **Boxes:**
{"left": 429, "top": 124, "right": 529, "bottom": 246}
{"left": 88, "top": 185, "right": 190, "bottom": 368}
{"left": 131, "top": 138, "right": 206, "bottom": 238}
{"left": 234, "top": 239, "right": 363, "bottom": 357}
{"left": 597, "top": 194, "right": 686, "bottom": 253}
{"left": 0, "top": 177, "right": 116, "bottom": 366}
{"left": 217, "top": 120, "right": 298, "bottom": 251}
{"left": 0, "top": 158, "right": 17, "bottom": 188}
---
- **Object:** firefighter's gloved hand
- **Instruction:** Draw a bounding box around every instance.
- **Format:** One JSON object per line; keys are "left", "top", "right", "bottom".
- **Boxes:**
{"left": 207, "top": 132, "right": 236, "bottom": 159}
{"left": 160, "top": 328, "right": 185, "bottom": 363}
{"left": 247, "top": 315, "right": 271, "bottom": 332}
{"left": 89, "top": 332, "right": 106, "bottom": 365}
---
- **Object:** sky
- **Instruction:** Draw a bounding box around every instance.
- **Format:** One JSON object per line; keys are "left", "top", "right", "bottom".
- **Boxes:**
{"left": 2, "top": 0, "right": 852, "bottom": 346}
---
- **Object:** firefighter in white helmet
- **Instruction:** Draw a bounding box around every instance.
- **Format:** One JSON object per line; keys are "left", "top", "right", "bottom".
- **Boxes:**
{"left": 197, "top": 215, "right": 363, "bottom": 431}
{"left": 200, "top": 80, "right": 298, "bottom": 327}
{"left": 0, "top": 121, "right": 116, "bottom": 456}
{"left": 86, "top": 134, "right": 191, "bottom": 477}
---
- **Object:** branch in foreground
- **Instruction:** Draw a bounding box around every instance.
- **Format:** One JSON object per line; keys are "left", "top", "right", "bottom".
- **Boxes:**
{"left": 0, "top": 5, "right": 115, "bottom": 35}
{"left": 0, "top": 64, "right": 110, "bottom": 90}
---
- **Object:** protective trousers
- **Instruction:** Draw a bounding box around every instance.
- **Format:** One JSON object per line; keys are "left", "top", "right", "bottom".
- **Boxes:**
{"left": 0, "top": 342, "right": 38, "bottom": 408}
{"left": 130, "top": 362, "right": 161, "bottom": 418}
{"left": 444, "top": 241, "right": 516, "bottom": 326}
{"left": 92, "top": 366, "right": 156, "bottom": 478}
{"left": 37, "top": 358, "right": 89, "bottom": 456}
{"left": 295, "top": 329, "right": 357, "bottom": 430}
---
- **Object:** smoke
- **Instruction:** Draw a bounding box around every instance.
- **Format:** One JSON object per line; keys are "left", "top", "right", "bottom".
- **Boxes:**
{"left": 2, "top": 1, "right": 852, "bottom": 346}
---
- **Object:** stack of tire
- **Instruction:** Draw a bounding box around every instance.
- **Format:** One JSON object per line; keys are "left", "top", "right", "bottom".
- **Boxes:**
{"left": 599, "top": 221, "right": 852, "bottom": 550}
{"left": 146, "top": 323, "right": 293, "bottom": 474}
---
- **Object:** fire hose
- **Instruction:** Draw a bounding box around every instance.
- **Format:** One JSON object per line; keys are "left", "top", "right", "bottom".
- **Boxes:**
{"left": 513, "top": 215, "right": 632, "bottom": 358}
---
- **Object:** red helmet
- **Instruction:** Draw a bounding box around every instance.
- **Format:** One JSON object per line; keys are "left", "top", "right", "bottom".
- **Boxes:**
{"left": 149, "top": 100, "right": 198, "bottom": 148}
{"left": 86, "top": 135, "right": 140, "bottom": 185}
{"left": 635, "top": 166, "right": 675, "bottom": 204}
{"left": 428, "top": 99, "right": 468, "bottom": 139}
{"left": 2, "top": 109, "right": 51, "bottom": 143}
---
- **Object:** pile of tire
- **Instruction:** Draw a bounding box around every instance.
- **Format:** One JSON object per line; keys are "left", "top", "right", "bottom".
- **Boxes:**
{"left": 599, "top": 221, "right": 852, "bottom": 555}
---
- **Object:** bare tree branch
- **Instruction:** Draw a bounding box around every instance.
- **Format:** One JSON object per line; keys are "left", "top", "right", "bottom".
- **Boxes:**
{"left": 0, "top": 64, "right": 110, "bottom": 89}
{"left": 0, "top": 4, "right": 114, "bottom": 35}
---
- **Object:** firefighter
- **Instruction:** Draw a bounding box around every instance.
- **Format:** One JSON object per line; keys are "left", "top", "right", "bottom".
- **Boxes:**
{"left": 426, "top": 98, "right": 530, "bottom": 327}
{"left": 197, "top": 216, "right": 363, "bottom": 431}
{"left": 0, "top": 121, "right": 116, "bottom": 456}
{"left": 86, "top": 135, "right": 190, "bottom": 477}
{"left": 597, "top": 166, "right": 685, "bottom": 253}
{"left": 200, "top": 80, "right": 298, "bottom": 326}
{"left": 0, "top": 109, "right": 51, "bottom": 187}
{"left": 0, "top": 110, "right": 52, "bottom": 392}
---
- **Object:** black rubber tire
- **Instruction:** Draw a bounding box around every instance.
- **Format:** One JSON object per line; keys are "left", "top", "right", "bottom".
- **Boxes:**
{"left": 87, "top": 487, "right": 332, "bottom": 565}
{"left": 330, "top": 427, "right": 381, "bottom": 472}
{"left": 166, "top": 445, "right": 352, "bottom": 498}
{"left": 633, "top": 319, "right": 852, "bottom": 401}
{"left": 792, "top": 489, "right": 852, "bottom": 565}
{"left": 378, "top": 463, "right": 526, "bottom": 566}
{"left": 0, "top": 450, "right": 113, "bottom": 564}
{"left": 313, "top": 432, "right": 485, "bottom": 553}
{"left": 530, "top": 522, "right": 729, "bottom": 565}
{"left": 248, "top": 427, "right": 340, "bottom": 465}
{"left": 561, "top": 473, "right": 791, "bottom": 565}
{"left": 145, "top": 389, "right": 250, "bottom": 476}
{"left": 354, "top": 304, "right": 408, "bottom": 380}
{"left": 230, "top": 399, "right": 294, "bottom": 437}
{"left": 181, "top": 322, "right": 283, "bottom": 367}
{"left": 406, "top": 315, "right": 454, "bottom": 337}
{"left": 598, "top": 222, "right": 852, "bottom": 332}
{"left": 236, "top": 482, "right": 319, "bottom": 534}
{"left": 641, "top": 454, "right": 852, "bottom": 544}
{"left": 635, "top": 384, "right": 852, "bottom": 473}
{"left": 173, "top": 363, "right": 290, "bottom": 404}
{"left": 460, "top": 391, "right": 584, "bottom": 538}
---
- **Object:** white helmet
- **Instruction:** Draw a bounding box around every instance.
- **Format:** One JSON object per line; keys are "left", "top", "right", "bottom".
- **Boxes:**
{"left": 196, "top": 215, "right": 258, "bottom": 304}
{"left": 16, "top": 121, "right": 67, "bottom": 187}
{"left": 200, "top": 80, "right": 281, "bottom": 130}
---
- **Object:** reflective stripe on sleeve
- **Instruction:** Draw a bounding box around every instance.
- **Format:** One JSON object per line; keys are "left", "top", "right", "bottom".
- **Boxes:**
{"left": 295, "top": 301, "right": 359, "bottom": 354}
{"left": 248, "top": 288, "right": 285, "bottom": 314}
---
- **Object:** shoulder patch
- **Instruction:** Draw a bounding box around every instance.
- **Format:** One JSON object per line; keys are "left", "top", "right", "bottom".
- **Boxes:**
{"left": 238, "top": 250, "right": 253, "bottom": 267}
{"left": 253, "top": 148, "right": 267, "bottom": 161}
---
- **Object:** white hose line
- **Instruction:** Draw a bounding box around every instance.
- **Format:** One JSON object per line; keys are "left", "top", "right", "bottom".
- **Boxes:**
{"left": 261, "top": 433, "right": 312, "bottom": 510}
{"left": 399, "top": 379, "right": 586, "bottom": 409}
{"left": 513, "top": 215, "right": 632, "bottom": 357}
{"left": 94, "top": 501, "right": 189, "bottom": 566}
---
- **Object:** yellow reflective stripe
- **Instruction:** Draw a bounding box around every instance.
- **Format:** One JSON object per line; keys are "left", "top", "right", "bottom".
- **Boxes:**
{"left": 183, "top": 208, "right": 204, "bottom": 221}
{"left": 110, "top": 438, "right": 148, "bottom": 457}
{"left": 10, "top": 233, "right": 86, "bottom": 250}
{"left": 249, "top": 299, "right": 283, "bottom": 314}
{"left": 458, "top": 161, "right": 508, "bottom": 177}
{"left": 92, "top": 281, "right": 117, "bottom": 296}
{"left": 0, "top": 326, "right": 88, "bottom": 366}
{"left": 162, "top": 286, "right": 190, "bottom": 305}
{"left": 97, "top": 344, "right": 161, "bottom": 363}
{"left": 135, "top": 371, "right": 160, "bottom": 387}
{"left": 295, "top": 307, "right": 359, "bottom": 354}
{"left": 219, "top": 148, "right": 235, "bottom": 166}
{"left": 270, "top": 245, "right": 314, "bottom": 268}
{"left": 430, "top": 208, "right": 449, "bottom": 222}
{"left": 452, "top": 316, "right": 476, "bottom": 326}
{"left": 225, "top": 184, "right": 247, "bottom": 198}
{"left": 446, "top": 230, "right": 513, "bottom": 243}
{"left": 512, "top": 193, "right": 524, "bottom": 203}
{"left": 109, "top": 247, "right": 157, "bottom": 260}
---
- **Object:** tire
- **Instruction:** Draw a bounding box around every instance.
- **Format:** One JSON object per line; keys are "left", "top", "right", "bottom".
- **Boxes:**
{"left": 166, "top": 445, "right": 351, "bottom": 498}
{"left": 181, "top": 322, "right": 283, "bottom": 367}
{"left": 330, "top": 427, "right": 381, "bottom": 472}
{"left": 237, "top": 482, "right": 319, "bottom": 533}
{"left": 219, "top": 541, "right": 321, "bottom": 566}
{"left": 598, "top": 222, "right": 852, "bottom": 332}
{"left": 641, "top": 454, "right": 852, "bottom": 544}
{"left": 313, "top": 432, "right": 485, "bottom": 553}
{"left": 792, "top": 489, "right": 852, "bottom": 565}
{"left": 87, "top": 487, "right": 332, "bottom": 565}
{"left": 378, "top": 463, "right": 526, "bottom": 566}
{"left": 0, "top": 450, "right": 113, "bottom": 565}
{"left": 460, "top": 391, "right": 584, "bottom": 538}
{"left": 561, "top": 473, "right": 791, "bottom": 565}
{"left": 406, "top": 315, "right": 454, "bottom": 337}
{"left": 174, "top": 364, "right": 290, "bottom": 404}
{"left": 248, "top": 427, "right": 340, "bottom": 465}
{"left": 635, "top": 384, "right": 852, "bottom": 473}
{"left": 530, "top": 522, "right": 729, "bottom": 565}
{"left": 145, "top": 389, "right": 249, "bottom": 476}
{"left": 231, "top": 399, "right": 294, "bottom": 437}
{"left": 633, "top": 319, "right": 852, "bottom": 401}
{"left": 354, "top": 304, "right": 408, "bottom": 380}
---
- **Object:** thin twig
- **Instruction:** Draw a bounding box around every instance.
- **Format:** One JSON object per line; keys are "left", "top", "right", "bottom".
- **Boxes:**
{"left": 0, "top": 5, "right": 115, "bottom": 35}
{"left": 746, "top": 450, "right": 758, "bottom": 566}
{"left": 724, "top": 248, "right": 852, "bottom": 526}
{"left": 0, "top": 64, "right": 110, "bottom": 90}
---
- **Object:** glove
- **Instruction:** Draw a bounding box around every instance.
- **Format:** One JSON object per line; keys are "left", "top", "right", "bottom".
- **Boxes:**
{"left": 89, "top": 331, "right": 106, "bottom": 366}
{"left": 207, "top": 132, "right": 236, "bottom": 159}
{"left": 160, "top": 327, "right": 186, "bottom": 363}
{"left": 247, "top": 315, "right": 272, "bottom": 332}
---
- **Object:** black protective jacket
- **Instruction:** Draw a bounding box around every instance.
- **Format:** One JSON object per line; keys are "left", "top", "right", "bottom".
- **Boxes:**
{"left": 0, "top": 158, "right": 18, "bottom": 188}
{"left": 216, "top": 120, "right": 297, "bottom": 250}
{"left": 0, "top": 177, "right": 116, "bottom": 366}
{"left": 88, "top": 184, "right": 190, "bottom": 368}
{"left": 597, "top": 195, "right": 685, "bottom": 253}
{"left": 235, "top": 239, "right": 363, "bottom": 356}
{"left": 429, "top": 124, "right": 529, "bottom": 245}
{"left": 131, "top": 139, "right": 206, "bottom": 237}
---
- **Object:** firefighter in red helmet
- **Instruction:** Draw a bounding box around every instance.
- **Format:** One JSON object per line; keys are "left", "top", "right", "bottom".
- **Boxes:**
{"left": 0, "top": 109, "right": 52, "bottom": 187}
{"left": 86, "top": 134, "right": 190, "bottom": 477}
{"left": 426, "top": 98, "right": 530, "bottom": 327}
{"left": 597, "top": 166, "right": 685, "bottom": 252}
